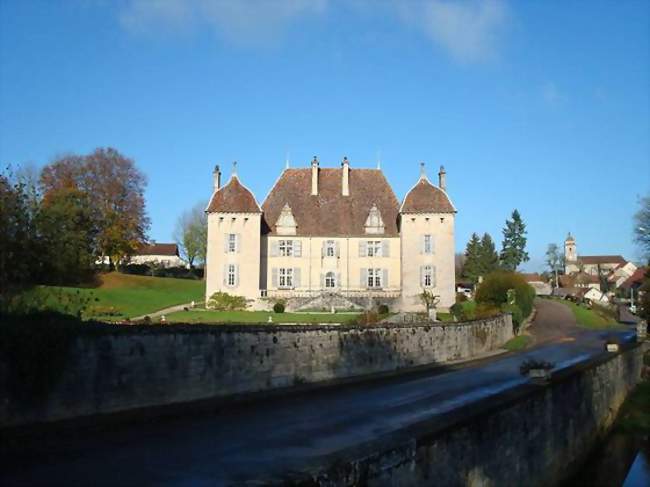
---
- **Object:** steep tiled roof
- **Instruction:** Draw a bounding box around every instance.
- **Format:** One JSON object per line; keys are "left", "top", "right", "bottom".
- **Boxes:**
{"left": 621, "top": 267, "right": 647, "bottom": 289}
{"left": 262, "top": 167, "right": 400, "bottom": 236}
{"left": 577, "top": 255, "right": 626, "bottom": 265}
{"left": 135, "top": 243, "right": 178, "bottom": 256}
{"left": 400, "top": 177, "right": 455, "bottom": 214}
{"left": 521, "top": 273, "right": 544, "bottom": 283}
{"left": 206, "top": 176, "right": 261, "bottom": 213}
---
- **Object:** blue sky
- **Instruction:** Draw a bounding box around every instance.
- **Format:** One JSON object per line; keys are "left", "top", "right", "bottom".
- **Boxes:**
{"left": 1, "top": 0, "right": 649, "bottom": 270}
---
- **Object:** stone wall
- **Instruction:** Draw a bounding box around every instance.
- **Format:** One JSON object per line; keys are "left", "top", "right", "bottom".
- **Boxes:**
{"left": 0, "top": 315, "right": 512, "bottom": 429}
{"left": 291, "top": 342, "right": 649, "bottom": 486}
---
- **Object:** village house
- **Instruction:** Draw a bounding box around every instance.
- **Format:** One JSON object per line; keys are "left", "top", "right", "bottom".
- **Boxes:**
{"left": 129, "top": 243, "right": 188, "bottom": 268}
{"left": 564, "top": 233, "right": 633, "bottom": 277}
{"left": 205, "top": 158, "right": 456, "bottom": 312}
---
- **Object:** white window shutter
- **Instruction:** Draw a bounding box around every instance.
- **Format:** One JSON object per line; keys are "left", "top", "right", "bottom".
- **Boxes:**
{"left": 431, "top": 235, "right": 435, "bottom": 254}
{"left": 294, "top": 240, "right": 302, "bottom": 257}
{"left": 382, "top": 240, "right": 390, "bottom": 257}
{"left": 223, "top": 235, "right": 229, "bottom": 253}
{"left": 272, "top": 268, "right": 278, "bottom": 288}
{"left": 361, "top": 268, "right": 367, "bottom": 288}
{"left": 382, "top": 269, "right": 388, "bottom": 288}
{"left": 420, "top": 235, "right": 425, "bottom": 254}
{"left": 236, "top": 234, "right": 241, "bottom": 253}
{"left": 432, "top": 266, "right": 437, "bottom": 287}
{"left": 271, "top": 241, "right": 279, "bottom": 257}
{"left": 336, "top": 242, "right": 340, "bottom": 257}
{"left": 294, "top": 268, "right": 301, "bottom": 288}
{"left": 359, "top": 242, "right": 367, "bottom": 257}
{"left": 223, "top": 265, "right": 228, "bottom": 286}
{"left": 234, "top": 264, "right": 239, "bottom": 287}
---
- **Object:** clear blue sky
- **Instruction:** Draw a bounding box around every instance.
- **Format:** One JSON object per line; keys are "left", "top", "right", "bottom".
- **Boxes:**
{"left": 1, "top": 0, "right": 649, "bottom": 270}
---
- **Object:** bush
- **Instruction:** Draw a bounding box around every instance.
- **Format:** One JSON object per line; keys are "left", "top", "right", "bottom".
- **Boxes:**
{"left": 377, "top": 304, "right": 389, "bottom": 315}
{"left": 451, "top": 300, "right": 478, "bottom": 321}
{"left": 456, "top": 292, "right": 468, "bottom": 303}
{"left": 475, "top": 303, "right": 501, "bottom": 320}
{"left": 502, "top": 303, "right": 523, "bottom": 330}
{"left": 475, "top": 271, "right": 536, "bottom": 319}
{"left": 352, "top": 311, "right": 381, "bottom": 325}
{"left": 273, "top": 302, "right": 285, "bottom": 313}
{"left": 207, "top": 292, "right": 248, "bottom": 311}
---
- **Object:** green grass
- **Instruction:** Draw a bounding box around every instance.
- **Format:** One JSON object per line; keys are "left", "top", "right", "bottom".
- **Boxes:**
{"left": 503, "top": 334, "right": 532, "bottom": 351}
{"left": 556, "top": 299, "right": 623, "bottom": 329}
{"left": 164, "top": 310, "right": 360, "bottom": 324}
{"left": 616, "top": 379, "right": 650, "bottom": 435}
{"left": 20, "top": 273, "right": 205, "bottom": 320}
{"left": 437, "top": 312, "right": 454, "bottom": 322}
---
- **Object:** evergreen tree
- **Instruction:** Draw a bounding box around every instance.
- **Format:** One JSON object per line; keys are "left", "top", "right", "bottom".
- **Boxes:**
{"left": 462, "top": 233, "right": 482, "bottom": 283}
{"left": 500, "top": 209, "right": 529, "bottom": 271}
{"left": 478, "top": 233, "right": 499, "bottom": 276}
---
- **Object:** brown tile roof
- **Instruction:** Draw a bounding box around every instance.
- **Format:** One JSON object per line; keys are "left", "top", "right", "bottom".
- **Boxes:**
{"left": 521, "top": 273, "right": 544, "bottom": 283}
{"left": 559, "top": 273, "right": 599, "bottom": 288}
{"left": 135, "top": 243, "right": 178, "bottom": 256}
{"left": 262, "top": 167, "right": 400, "bottom": 236}
{"left": 621, "top": 267, "right": 647, "bottom": 289}
{"left": 577, "top": 255, "right": 627, "bottom": 265}
{"left": 206, "top": 176, "right": 261, "bottom": 213}
{"left": 400, "top": 177, "right": 455, "bottom": 214}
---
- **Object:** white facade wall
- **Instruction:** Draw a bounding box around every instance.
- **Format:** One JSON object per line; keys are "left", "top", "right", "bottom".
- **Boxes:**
{"left": 205, "top": 212, "right": 261, "bottom": 302}
{"left": 129, "top": 254, "right": 187, "bottom": 268}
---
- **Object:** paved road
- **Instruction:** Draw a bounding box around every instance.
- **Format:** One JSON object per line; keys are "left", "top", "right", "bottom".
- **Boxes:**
{"left": 1, "top": 301, "right": 635, "bottom": 486}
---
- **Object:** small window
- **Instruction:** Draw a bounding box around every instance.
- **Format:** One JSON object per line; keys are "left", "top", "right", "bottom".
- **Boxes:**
{"left": 366, "top": 241, "right": 382, "bottom": 257}
{"left": 279, "top": 268, "right": 293, "bottom": 288}
{"left": 325, "top": 271, "right": 336, "bottom": 288}
{"left": 326, "top": 240, "right": 336, "bottom": 257}
{"left": 367, "top": 268, "right": 382, "bottom": 288}
{"left": 227, "top": 264, "right": 236, "bottom": 286}
{"left": 228, "top": 234, "right": 237, "bottom": 253}
{"left": 279, "top": 240, "right": 293, "bottom": 257}
{"left": 423, "top": 235, "right": 433, "bottom": 254}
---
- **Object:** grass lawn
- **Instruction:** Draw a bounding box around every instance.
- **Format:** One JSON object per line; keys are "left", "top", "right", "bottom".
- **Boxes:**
{"left": 554, "top": 298, "right": 624, "bottom": 330}
{"left": 503, "top": 334, "right": 533, "bottom": 351}
{"left": 21, "top": 273, "right": 205, "bottom": 320}
{"left": 616, "top": 379, "right": 650, "bottom": 435}
{"left": 164, "top": 310, "right": 360, "bottom": 324}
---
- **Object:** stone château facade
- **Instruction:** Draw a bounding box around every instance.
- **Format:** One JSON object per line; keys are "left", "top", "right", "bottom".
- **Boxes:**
{"left": 205, "top": 157, "right": 456, "bottom": 312}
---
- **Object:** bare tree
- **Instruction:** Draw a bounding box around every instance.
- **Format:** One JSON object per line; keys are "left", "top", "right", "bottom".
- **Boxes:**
{"left": 545, "top": 243, "right": 564, "bottom": 288}
{"left": 174, "top": 201, "right": 208, "bottom": 268}
{"left": 633, "top": 195, "right": 650, "bottom": 260}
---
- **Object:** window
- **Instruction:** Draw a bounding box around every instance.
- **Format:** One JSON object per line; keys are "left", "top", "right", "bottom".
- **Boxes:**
{"left": 367, "top": 268, "right": 382, "bottom": 288}
{"left": 423, "top": 265, "right": 433, "bottom": 288}
{"left": 325, "top": 271, "right": 336, "bottom": 288}
{"left": 367, "top": 241, "right": 382, "bottom": 257}
{"left": 423, "top": 235, "right": 433, "bottom": 254}
{"left": 279, "top": 268, "right": 293, "bottom": 288}
{"left": 325, "top": 240, "right": 336, "bottom": 257}
{"left": 279, "top": 240, "right": 293, "bottom": 257}
{"left": 228, "top": 234, "right": 237, "bottom": 253}
{"left": 227, "top": 264, "right": 236, "bottom": 286}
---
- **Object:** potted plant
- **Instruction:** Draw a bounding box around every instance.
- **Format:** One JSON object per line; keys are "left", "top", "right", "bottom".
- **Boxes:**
{"left": 519, "top": 359, "right": 555, "bottom": 381}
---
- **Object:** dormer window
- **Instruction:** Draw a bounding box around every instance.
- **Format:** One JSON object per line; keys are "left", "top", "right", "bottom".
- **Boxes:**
{"left": 276, "top": 203, "right": 297, "bottom": 235}
{"left": 364, "top": 204, "right": 385, "bottom": 234}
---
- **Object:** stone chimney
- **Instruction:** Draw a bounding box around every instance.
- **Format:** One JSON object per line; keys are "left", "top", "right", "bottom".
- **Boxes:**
{"left": 311, "top": 156, "right": 319, "bottom": 196}
{"left": 438, "top": 165, "right": 446, "bottom": 192}
{"left": 342, "top": 156, "right": 350, "bottom": 196}
{"left": 420, "top": 161, "right": 426, "bottom": 179}
{"left": 213, "top": 164, "right": 221, "bottom": 191}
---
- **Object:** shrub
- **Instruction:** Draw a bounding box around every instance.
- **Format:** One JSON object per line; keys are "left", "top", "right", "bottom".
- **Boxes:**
{"left": 456, "top": 292, "right": 468, "bottom": 303}
{"left": 502, "top": 303, "right": 524, "bottom": 331}
{"left": 475, "top": 271, "right": 536, "bottom": 319}
{"left": 377, "top": 304, "right": 389, "bottom": 315}
{"left": 475, "top": 303, "right": 501, "bottom": 320}
{"left": 451, "top": 300, "right": 478, "bottom": 321}
{"left": 207, "top": 292, "right": 248, "bottom": 311}
{"left": 273, "top": 302, "right": 285, "bottom": 313}
{"left": 352, "top": 311, "right": 381, "bottom": 325}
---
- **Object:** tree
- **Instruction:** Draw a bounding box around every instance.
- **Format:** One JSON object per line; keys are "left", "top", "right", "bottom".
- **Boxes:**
{"left": 419, "top": 289, "right": 440, "bottom": 315}
{"left": 40, "top": 148, "right": 150, "bottom": 268}
{"left": 633, "top": 195, "right": 650, "bottom": 260}
{"left": 545, "top": 243, "right": 563, "bottom": 288}
{"left": 478, "top": 233, "right": 499, "bottom": 276}
{"left": 462, "top": 233, "right": 482, "bottom": 283}
{"left": 638, "top": 266, "right": 650, "bottom": 323}
{"left": 454, "top": 252, "right": 466, "bottom": 279}
{"left": 500, "top": 209, "right": 529, "bottom": 271}
{"left": 174, "top": 201, "right": 208, "bottom": 268}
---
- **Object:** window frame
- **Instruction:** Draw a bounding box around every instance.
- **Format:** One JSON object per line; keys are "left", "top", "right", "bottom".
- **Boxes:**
{"left": 279, "top": 267, "right": 294, "bottom": 288}
{"left": 367, "top": 268, "right": 382, "bottom": 288}
{"left": 366, "top": 240, "right": 382, "bottom": 257}
{"left": 325, "top": 271, "right": 336, "bottom": 288}
{"left": 227, "top": 264, "right": 236, "bottom": 287}
{"left": 325, "top": 240, "right": 336, "bottom": 257}
{"left": 228, "top": 234, "right": 237, "bottom": 253}
{"left": 279, "top": 240, "right": 294, "bottom": 257}
{"left": 423, "top": 265, "right": 433, "bottom": 288}
{"left": 423, "top": 235, "right": 433, "bottom": 255}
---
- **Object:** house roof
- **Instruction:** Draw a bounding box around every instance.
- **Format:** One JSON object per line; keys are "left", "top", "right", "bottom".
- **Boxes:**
{"left": 577, "top": 255, "right": 627, "bottom": 266}
{"left": 400, "top": 176, "right": 456, "bottom": 214}
{"left": 261, "top": 167, "right": 400, "bottom": 236}
{"left": 206, "top": 176, "right": 261, "bottom": 214}
{"left": 559, "top": 273, "right": 599, "bottom": 288}
{"left": 521, "top": 273, "right": 544, "bottom": 283}
{"left": 135, "top": 243, "right": 178, "bottom": 256}
{"left": 621, "top": 267, "right": 647, "bottom": 289}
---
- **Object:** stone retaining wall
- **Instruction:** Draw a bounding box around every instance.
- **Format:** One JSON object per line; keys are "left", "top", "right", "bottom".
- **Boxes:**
{"left": 0, "top": 315, "right": 513, "bottom": 429}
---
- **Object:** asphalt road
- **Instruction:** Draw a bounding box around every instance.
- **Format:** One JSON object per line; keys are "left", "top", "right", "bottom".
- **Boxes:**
{"left": 2, "top": 300, "right": 636, "bottom": 486}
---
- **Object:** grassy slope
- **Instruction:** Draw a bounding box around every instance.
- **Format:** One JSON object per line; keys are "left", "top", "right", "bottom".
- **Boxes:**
{"left": 503, "top": 334, "right": 533, "bottom": 351}
{"left": 28, "top": 273, "right": 205, "bottom": 320}
{"left": 555, "top": 299, "right": 623, "bottom": 329}
{"left": 164, "top": 310, "right": 359, "bottom": 324}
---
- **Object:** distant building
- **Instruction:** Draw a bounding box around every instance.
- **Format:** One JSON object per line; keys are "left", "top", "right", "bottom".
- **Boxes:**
{"left": 521, "top": 273, "right": 551, "bottom": 296}
{"left": 564, "top": 233, "right": 630, "bottom": 277}
{"left": 129, "top": 243, "right": 187, "bottom": 268}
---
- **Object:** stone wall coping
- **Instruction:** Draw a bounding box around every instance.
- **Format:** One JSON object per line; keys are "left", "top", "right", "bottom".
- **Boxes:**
{"left": 81, "top": 314, "right": 509, "bottom": 336}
